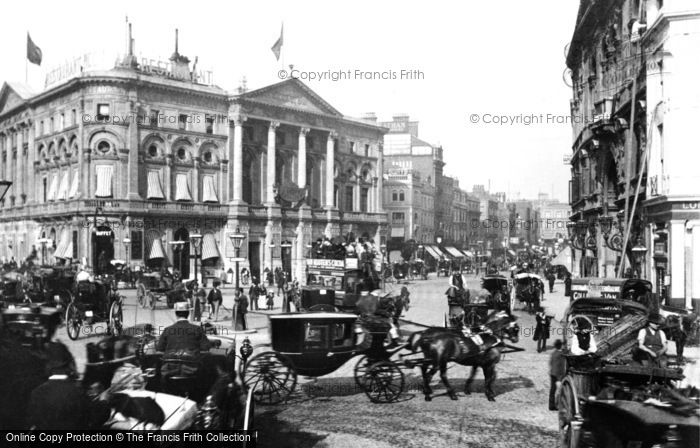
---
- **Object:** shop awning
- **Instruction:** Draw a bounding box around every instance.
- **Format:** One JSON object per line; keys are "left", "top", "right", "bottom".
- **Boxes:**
{"left": 147, "top": 234, "right": 166, "bottom": 260}
{"left": 201, "top": 233, "right": 221, "bottom": 261}
{"left": 47, "top": 173, "right": 58, "bottom": 201}
{"left": 390, "top": 227, "right": 405, "bottom": 238}
{"left": 432, "top": 245, "right": 453, "bottom": 259}
{"left": 422, "top": 245, "right": 442, "bottom": 260}
{"left": 95, "top": 165, "right": 113, "bottom": 198}
{"left": 202, "top": 175, "right": 219, "bottom": 203}
{"left": 461, "top": 250, "right": 475, "bottom": 258}
{"left": 175, "top": 173, "right": 192, "bottom": 201}
{"left": 445, "top": 246, "right": 465, "bottom": 258}
{"left": 68, "top": 169, "right": 79, "bottom": 199}
{"left": 57, "top": 171, "right": 69, "bottom": 201}
{"left": 54, "top": 229, "right": 71, "bottom": 259}
{"left": 147, "top": 170, "right": 165, "bottom": 199}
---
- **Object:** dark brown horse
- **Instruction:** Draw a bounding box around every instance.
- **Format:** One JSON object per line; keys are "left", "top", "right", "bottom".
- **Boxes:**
{"left": 410, "top": 311, "right": 520, "bottom": 402}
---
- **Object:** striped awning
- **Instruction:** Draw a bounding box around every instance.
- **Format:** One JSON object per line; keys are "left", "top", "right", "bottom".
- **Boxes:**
{"left": 68, "top": 169, "right": 79, "bottom": 198}
{"left": 202, "top": 175, "right": 218, "bottom": 203}
{"left": 432, "top": 245, "right": 453, "bottom": 259}
{"left": 147, "top": 234, "right": 167, "bottom": 260}
{"left": 57, "top": 171, "right": 69, "bottom": 201}
{"left": 445, "top": 246, "right": 465, "bottom": 258}
{"left": 461, "top": 250, "right": 475, "bottom": 258}
{"left": 54, "top": 229, "right": 70, "bottom": 259}
{"left": 201, "top": 233, "right": 221, "bottom": 261}
{"left": 147, "top": 170, "right": 165, "bottom": 199}
{"left": 175, "top": 173, "right": 192, "bottom": 201}
{"left": 423, "top": 245, "right": 442, "bottom": 260}
{"left": 47, "top": 173, "right": 58, "bottom": 201}
{"left": 95, "top": 165, "right": 113, "bottom": 198}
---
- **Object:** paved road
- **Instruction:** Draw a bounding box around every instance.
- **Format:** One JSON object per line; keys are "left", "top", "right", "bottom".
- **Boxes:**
{"left": 56, "top": 274, "right": 697, "bottom": 447}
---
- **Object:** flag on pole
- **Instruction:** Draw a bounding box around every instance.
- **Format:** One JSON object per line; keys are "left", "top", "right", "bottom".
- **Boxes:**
{"left": 27, "top": 33, "right": 42, "bottom": 66}
{"left": 271, "top": 23, "right": 283, "bottom": 61}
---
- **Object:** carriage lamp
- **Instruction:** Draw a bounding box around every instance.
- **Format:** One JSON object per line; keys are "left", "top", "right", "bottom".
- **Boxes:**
{"left": 228, "top": 228, "right": 246, "bottom": 299}
{"left": 239, "top": 336, "right": 253, "bottom": 367}
{"left": 0, "top": 180, "right": 12, "bottom": 202}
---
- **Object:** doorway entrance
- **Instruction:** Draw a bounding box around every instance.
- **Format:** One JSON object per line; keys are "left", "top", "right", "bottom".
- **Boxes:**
{"left": 248, "top": 241, "right": 261, "bottom": 281}
{"left": 92, "top": 226, "right": 114, "bottom": 275}
{"left": 173, "top": 228, "right": 190, "bottom": 279}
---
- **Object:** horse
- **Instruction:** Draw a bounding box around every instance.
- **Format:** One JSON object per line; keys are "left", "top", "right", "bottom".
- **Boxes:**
{"left": 409, "top": 311, "right": 520, "bottom": 402}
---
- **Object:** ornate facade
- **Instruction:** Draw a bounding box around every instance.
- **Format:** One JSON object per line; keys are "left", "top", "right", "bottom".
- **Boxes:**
{"left": 0, "top": 61, "right": 387, "bottom": 284}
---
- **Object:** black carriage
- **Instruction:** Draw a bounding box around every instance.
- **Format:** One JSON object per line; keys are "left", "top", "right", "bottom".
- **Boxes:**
{"left": 0, "top": 304, "right": 62, "bottom": 350}
{"left": 436, "top": 259, "right": 451, "bottom": 277}
{"left": 481, "top": 274, "right": 513, "bottom": 313}
{"left": 409, "top": 259, "right": 428, "bottom": 280}
{"left": 242, "top": 312, "right": 406, "bottom": 405}
{"left": 558, "top": 294, "right": 700, "bottom": 447}
{"left": 513, "top": 272, "right": 544, "bottom": 313}
{"left": 24, "top": 267, "right": 76, "bottom": 310}
{"left": 64, "top": 278, "right": 123, "bottom": 340}
{"left": 81, "top": 329, "right": 254, "bottom": 431}
{"left": 135, "top": 271, "right": 186, "bottom": 309}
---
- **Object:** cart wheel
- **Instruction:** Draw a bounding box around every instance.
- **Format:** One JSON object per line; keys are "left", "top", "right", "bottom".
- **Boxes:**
{"left": 108, "top": 300, "right": 123, "bottom": 337}
{"left": 558, "top": 379, "right": 580, "bottom": 448}
{"left": 137, "top": 283, "right": 146, "bottom": 308}
{"left": 353, "top": 355, "right": 372, "bottom": 388}
{"left": 148, "top": 291, "right": 156, "bottom": 310}
{"left": 65, "top": 302, "right": 81, "bottom": 341}
{"left": 242, "top": 351, "right": 297, "bottom": 405}
{"left": 359, "top": 360, "right": 404, "bottom": 403}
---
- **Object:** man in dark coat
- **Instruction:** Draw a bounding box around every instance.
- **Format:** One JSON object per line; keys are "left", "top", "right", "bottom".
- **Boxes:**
{"left": 564, "top": 274, "right": 572, "bottom": 297}
{"left": 157, "top": 302, "right": 211, "bottom": 378}
{"left": 234, "top": 288, "right": 249, "bottom": 331}
{"left": 207, "top": 281, "right": 223, "bottom": 321}
{"left": 549, "top": 339, "right": 566, "bottom": 411}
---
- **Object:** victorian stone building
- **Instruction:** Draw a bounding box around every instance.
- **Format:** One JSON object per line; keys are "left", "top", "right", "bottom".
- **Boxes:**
{"left": 566, "top": 0, "right": 700, "bottom": 310}
{"left": 0, "top": 51, "right": 387, "bottom": 284}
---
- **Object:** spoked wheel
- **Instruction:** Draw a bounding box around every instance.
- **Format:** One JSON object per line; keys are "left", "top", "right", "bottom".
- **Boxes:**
{"left": 242, "top": 351, "right": 297, "bottom": 405}
{"left": 359, "top": 360, "right": 405, "bottom": 403}
{"left": 558, "top": 379, "right": 580, "bottom": 448}
{"left": 148, "top": 292, "right": 156, "bottom": 310}
{"left": 137, "top": 283, "right": 146, "bottom": 308}
{"left": 65, "top": 302, "right": 81, "bottom": 340}
{"left": 353, "top": 355, "right": 372, "bottom": 388}
{"left": 108, "top": 300, "right": 123, "bottom": 337}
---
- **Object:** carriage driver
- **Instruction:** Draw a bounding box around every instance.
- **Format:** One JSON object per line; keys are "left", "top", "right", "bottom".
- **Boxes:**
{"left": 448, "top": 271, "right": 467, "bottom": 297}
{"left": 156, "top": 302, "right": 211, "bottom": 379}
{"left": 633, "top": 313, "right": 668, "bottom": 367}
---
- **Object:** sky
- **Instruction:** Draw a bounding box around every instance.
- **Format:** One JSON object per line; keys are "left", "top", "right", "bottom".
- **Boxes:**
{"left": 0, "top": 0, "right": 580, "bottom": 202}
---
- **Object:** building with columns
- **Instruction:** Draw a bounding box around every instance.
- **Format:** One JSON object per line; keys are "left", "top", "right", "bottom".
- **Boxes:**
{"left": 566, "top": 0, "right": 700, "bottom": 310}
{"left": 0, "top": 52, "right": 387, "bottom": 284}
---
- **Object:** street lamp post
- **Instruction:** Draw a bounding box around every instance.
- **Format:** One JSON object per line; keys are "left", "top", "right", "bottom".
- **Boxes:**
{"left": 190, "top": 234, "right": 203, "bottom": 283}
{"left": 37, "top": 237, "right": 50, "bottom": 266}
{"left": 123, "top": 237, "right": 131, "bottom": 265}
{"left": 228, "top": 228, "right": 246, "bottom": 331}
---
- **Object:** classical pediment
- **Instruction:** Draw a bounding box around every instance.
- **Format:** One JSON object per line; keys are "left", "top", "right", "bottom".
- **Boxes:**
{"left": 237, "top": 79, "right": 343, "bottom": 117}
{"left": 0, "top": 82, "right": 34, "bottom": 117}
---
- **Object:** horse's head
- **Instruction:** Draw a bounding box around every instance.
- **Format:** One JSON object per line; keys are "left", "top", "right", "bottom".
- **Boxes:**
{"left": 484, "top": 310, "right": 519, "bottom": 343}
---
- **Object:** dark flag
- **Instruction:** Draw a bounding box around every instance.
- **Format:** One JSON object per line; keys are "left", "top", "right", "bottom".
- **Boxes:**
{"left": 27, "top": 33, "right": 42, "bottom": 66}
{"left": 271, "top": 24, "right": 283, "bottom": 61}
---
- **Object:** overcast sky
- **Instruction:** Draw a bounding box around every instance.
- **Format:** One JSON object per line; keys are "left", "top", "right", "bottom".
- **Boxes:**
{"left": 1, "top": 0, "right": 579, "bottom": 202}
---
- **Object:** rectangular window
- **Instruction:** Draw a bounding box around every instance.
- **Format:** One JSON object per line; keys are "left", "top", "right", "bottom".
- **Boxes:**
{"left": 49, "top": 118, "right": 54, "bottom": 133}
{"left": 71, "top": 109, "right": 77, "bottom": 127}
{"left": 364, "top": 144, "right": 370, "bottom": 157}
{"left": 150, "top": 109, "right": 160, "bottom": 127}
{"left": 205, "top": 116, "right": 215, "bottom": 134}
{"left": 178, "top": 114, "right": 188, "bottom": 130}
{"left": 392, "top": 191, "right": 398, "bottom": 201}
{"left": 399, "top": 192, "right": 405, "bottom": 201}
{"left": 130, "top": 230, "right": 143, "bottom": 260}
{"left": 360, "top": 188, "right": 368, "bottom": 212}
{"left": 72, "top": 231, "right": 78, "bottom": 259}
{"left": 96, "top": 104, "right": 110, "bottom": 121}
{"left": 345, "top": 186, "right": 354, "bottom": 212}
{"left": 95, "top": 165, "right": 114, "bottom": 198}
{"left": 349, "top": 141, "right": 355, "bottom": 153}
{"left": 43, "top": 177, "right": 47, "bottom": 202}
{"left": 59, "top": 113, "right": 65, "bottom": 130}
{"left": 392, "top": 212, "right": 405, "bottom": 222}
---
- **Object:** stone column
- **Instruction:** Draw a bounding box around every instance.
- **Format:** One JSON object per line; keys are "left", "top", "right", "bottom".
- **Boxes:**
{"left": 219, "top": 160, "right": 227, "bottom": 203}
{"left": 193, "top": 157, "right": 200, "bottom": 202}
{"left": 127, "top": 100, "right": 141, "bottom": 200}
{"left": 372, "top": 177, "right": 378, "bottom": 212}
{"left": 376, "top": 143, "right": 384, "bottom": 212}
{"left": 16, "top": 127, "right": 23, "bottom": 204}
{"left": 298, "top": 127, "right": 309, "bottom": 188}
{"left": 231, "top": 115, "right": 246, "bottom": 203}
{"left": 325, "top": 131, "right": 337, "bottom": 209}
{"left": 6, "top": 131, "right": 12, "bottom": 198}
{"left": 266, "top": 122, "right": 279, "bottom": 204}
{"left": 27, "top": 124, "right": 35, "bottom": 204}
{"left": 164, "top": 155, "right": 172, "bottom": 200}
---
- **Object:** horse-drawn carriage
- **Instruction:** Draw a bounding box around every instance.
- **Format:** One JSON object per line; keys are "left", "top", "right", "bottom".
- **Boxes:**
{"left": 135, "top": 271, "right": 186, "bottom": 309}
{"left": 0, "top": 271, "right": 26, "bottom": 308}
{"left": 65, "top": 278, "right": 123, "bottom": 340}
{"left": 24, "top": 267, "right": 76, "bottom": 310}
{"left": 557, "top": 283, "right": 700, "bottom": 447}
{"left": 437, "top": 259, "right": 451, "bottom": 277}
{"left": 481, "top": 274, "right": 513, "bottom": 314}
{"left": 409, "top": 259, "right": 428, "bottom": 280}
{"left": 513, "top": 272, "right": 544, "bottom": 313}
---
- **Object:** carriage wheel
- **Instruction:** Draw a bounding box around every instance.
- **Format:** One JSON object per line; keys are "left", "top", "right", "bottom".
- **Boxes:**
{"left": 558, "top": 379, "right": 580, "bottom": 448}
{"left": 359, "top": 360, "right": 404, "bottom": 403}
{"left": 65, "top": 302, "right": 81, "bottom": 340}
{"left": 148, "top": 291, "right": 156, "bottom": 310}
{"left": 242, "top": 351, "right": 297, "bottom": 405}
{"left": 137, "top": 283, "right": 146, "bottom": 308}
{"left": 242, "top": 388, "right": 255, "bottom": 431}
{"left": 108, "top": 300, "right": 123, "bottom": 337}
{"left": 353, "top": 355, "right": 372, "bottom": 388}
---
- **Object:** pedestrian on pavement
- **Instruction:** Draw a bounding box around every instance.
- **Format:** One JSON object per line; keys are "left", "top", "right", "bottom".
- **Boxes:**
{"left": 207, "top": 280, "right": 223, "bottom": 321}
{"left": 192, "top": 282, "right": 206, "bottom": 322}
{"left": 234, "top": 288, "right": 248, "bottom": 330}
{"left": 267, "top": 289, "right": 275, "bottom": 310}
{"left": 547, "top": 271, "right": 555, "bottom": 293}
{"left": 249, "top": 277, "right": 260, "bottom": 311}
{"left": 275, "top": 267, "right": 285, "bottom": 296}
{"left": 534, "top": 307, "right": 552, "bottom": 352}
{"left": 549, "top": 339, "right": 566, "bottom": 411}
{"left": 564, "top": 273, "right": 572, "bottom": 297}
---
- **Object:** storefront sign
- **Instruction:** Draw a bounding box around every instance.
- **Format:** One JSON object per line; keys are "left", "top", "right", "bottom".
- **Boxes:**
{"left": 306, "top": 259, "right": 345, "bottom": 269}
{"left": 681, "top": 202, "right": 700, "bottom": 210}
{"left": 140, "top": 58, "right": 214, "bottom": 85}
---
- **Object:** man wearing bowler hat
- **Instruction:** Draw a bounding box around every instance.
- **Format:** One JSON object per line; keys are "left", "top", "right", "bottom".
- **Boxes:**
{"left": 633, "top": 313, "right": 668, "bottom": 368}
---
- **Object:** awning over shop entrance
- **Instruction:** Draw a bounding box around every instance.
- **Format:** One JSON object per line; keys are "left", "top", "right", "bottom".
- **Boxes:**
{"left": 422, "top": 245, "right": 442, "bottom": 260}
{"left": 445, "top": 246, "right": 465, "bottom": 258}
{"left": 54, "top": 229, "right": 71, "bottom": 260}
{"left": 201, "top": 233, "right": 221, "bottom": 261}
{"left": 147, "top": 234, "right": 167, "bottom": 260}
{"left": 461, "top": 250, "right": 475, "bottom": 258}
